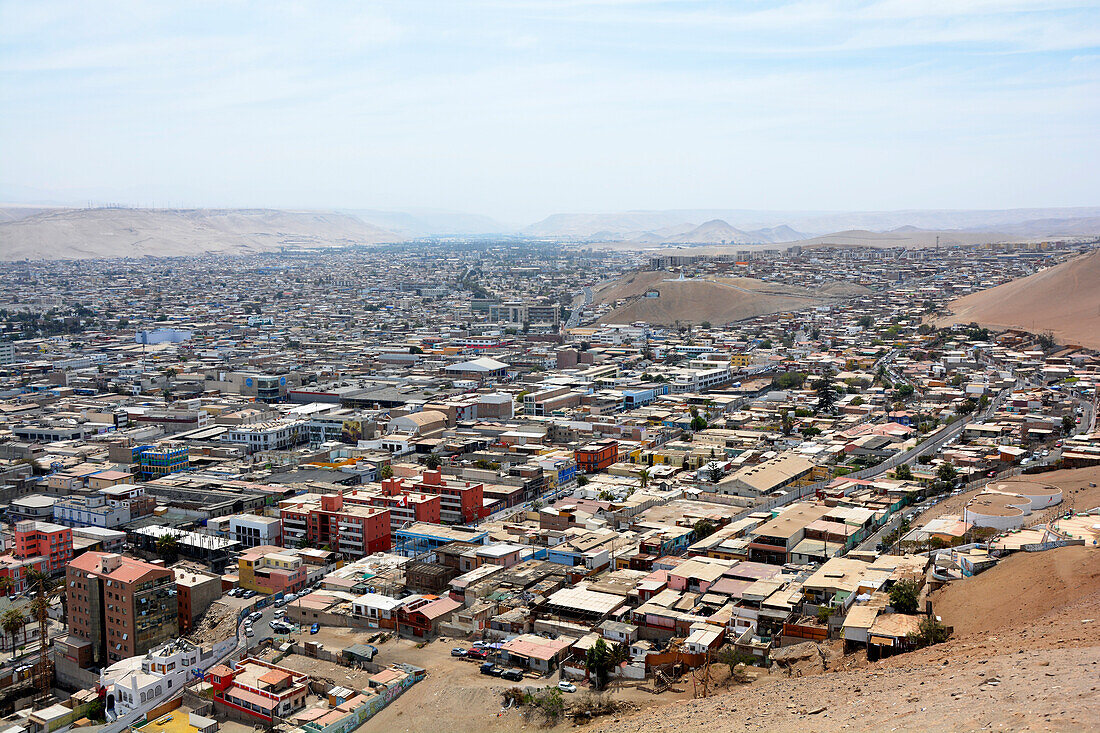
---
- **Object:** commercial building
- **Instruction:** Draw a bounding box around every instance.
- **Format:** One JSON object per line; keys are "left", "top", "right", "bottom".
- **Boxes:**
{"left": 62, "top": 552, "right": 178, "bottom": 667}
{"left": 138, "top": 444, "right": 190, "bottom": 479}
{"left": 575, "top": 440, "right": 619, "bottom": 474}
{"left": 228, "top": 514, "right": 283, "bottom": 548}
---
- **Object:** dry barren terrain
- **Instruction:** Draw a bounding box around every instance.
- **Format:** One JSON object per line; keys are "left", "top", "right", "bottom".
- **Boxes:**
{"left": 0, "top": 207, "right": 402, "bottom": 260}
{"left": 592, "top": 271, "right": 834, "bottom": 325}
{"left": 940, "top": 249, "right": 1100, "bottom": 349}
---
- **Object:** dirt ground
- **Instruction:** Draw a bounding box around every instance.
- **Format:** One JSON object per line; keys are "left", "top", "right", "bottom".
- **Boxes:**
{"left": 358, "top": 634, "right": 698, "bottom": 733}
{"left": 931, "top": 545, "right": 1099, "bottom": 637}
{"left": 592, "top": 544, "right": 1100, "bottom": 733}
{"left": 914, "top": 464, "right": 1100, "bottom": 526}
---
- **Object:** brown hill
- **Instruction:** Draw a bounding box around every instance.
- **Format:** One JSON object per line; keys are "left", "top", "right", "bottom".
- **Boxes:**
{"left": 594, "top": 545, "right": 1100, "bottom": 733}
{"left": 0, "top": 207, "right": 403, "bottom": 261}
{"left": 940, "top": 249, "right": 1100, "bottom": 348}
{"left": 931, "top": 544, "right": 1099, "bottom": 636}
{"left": 593, "top": 271, "right": 831, "bottom": 325}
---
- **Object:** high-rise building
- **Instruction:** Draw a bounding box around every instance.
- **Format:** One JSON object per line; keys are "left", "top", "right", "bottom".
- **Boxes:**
{"left": 62, "top": 552, "right": 178, "bottom": 667}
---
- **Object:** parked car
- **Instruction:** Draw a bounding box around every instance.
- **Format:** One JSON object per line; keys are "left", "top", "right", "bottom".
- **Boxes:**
{"left": 245, "top": 627, "right": 255, "bottom": 637}
{"left": 557, "top": 681, "right": 577, "bottom": 693}
{"left": 501, "top": 668, "right": 524, "bottom": 681}
{"left": 451, "top": 648, "right": 468, "bottom": 658}
{"left": 479, "top": 662, "right": 496, "bottom": 676}
{"left": 310, "top": 623, "right": 320, "bottom": 634}
{"left": 466, "top": 648, "right": 488, "bottom": 660}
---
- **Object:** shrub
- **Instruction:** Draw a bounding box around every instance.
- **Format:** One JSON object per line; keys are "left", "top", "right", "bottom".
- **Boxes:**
{"left": 889, "top": 579, "right": 920, "bottom": 614}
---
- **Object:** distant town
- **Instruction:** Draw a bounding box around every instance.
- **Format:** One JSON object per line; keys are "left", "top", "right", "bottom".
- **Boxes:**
{"left": 0, "top": 237, "right": 1096, "bottom": 733}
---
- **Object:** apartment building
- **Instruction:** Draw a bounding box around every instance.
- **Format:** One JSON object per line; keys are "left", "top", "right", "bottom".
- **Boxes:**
{"left": 175, "top": 569, "right": 222, "bottom": 635}
{"left": 280, "top": 494, "right": 392, "bottom": 558}
{"left": 0, "top": 521, "right": 73, "bottom": 592}
{"left": 405, "top": 470, "right": 487, "bottom": 524}
{"left": 236, "top": 546, "right": 308, "bottom": 595}
{"left": 63, "top": 552, "right": 178, "bottom": 667}
{"left": 344, "top": 479, "right": 442, "bottom": 532}
{"left": 575, "top": 440, "right": 619, "bottom": 474}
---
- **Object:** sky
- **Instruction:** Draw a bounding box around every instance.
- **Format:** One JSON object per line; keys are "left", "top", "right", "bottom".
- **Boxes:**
{"left": 1, "top": 0, "right": 1099, "bottom": 223}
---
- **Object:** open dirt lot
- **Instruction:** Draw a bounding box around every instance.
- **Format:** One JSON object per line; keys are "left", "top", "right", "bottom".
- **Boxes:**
{"left": 359, "top": 635, "right": 697, "bottom": 733}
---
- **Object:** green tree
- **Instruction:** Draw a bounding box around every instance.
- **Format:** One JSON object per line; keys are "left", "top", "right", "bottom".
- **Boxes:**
{"left": 896, "top": 384, "right": 915, "bottom": 400}
{"left": 1062, "top": 414, "right": 1076, "bottom": 435}
{"left": 1, "top": 607, "right": 26, "bottom": 653}
{"left": 585, "top": 638, "right": 617, "bottom": 690}
{"left": 424, "top": 453, "right": 442, "bottom": 470}
{"left": 690, "top": 414, "right": 708, "bottom": 431}
{"left": 156, "top": 533, "right": 179, "bottom": 562}
{"left": 894, "top": 463, "right": 913, "bottom": 481}
{"left": 955, "top": 398, "right": 976, "bottom": 416}
{"left": 693, "top": 519, "right": 716, "bottom": 540}
{"left": 379, "top": 464, "right": 394, "bottom": 479}
{"left": 909, "top": 616, "right": 950, "bottom": 647}
{"left": 936, "top": 462, "right": 958, "bottom": 484}
{"left": 813, "top": 369, "right": 838, "bottom": 414}
{"left": 638, "top": 467, "right": 650, "bottom": 490}
{"left": 888, "top": 579, "right": 920, "bottom": 614}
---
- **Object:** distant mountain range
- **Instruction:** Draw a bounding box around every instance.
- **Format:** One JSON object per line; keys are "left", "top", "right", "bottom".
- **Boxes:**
{"left": 2, "top": 204, "right": 1098, "bottom": 261}
{"left": 522, "top": 207, "right": 1100, "bottom": 241}
{"left": 0, "top": 207, "right": 402, "bottom": 261}
{"left": 629, "top": 219, "right": 806, "bottom": 245}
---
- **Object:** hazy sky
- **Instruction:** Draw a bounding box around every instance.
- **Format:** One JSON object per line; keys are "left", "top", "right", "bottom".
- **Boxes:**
{"left": 2, "top": 0, "right": 1098, "bottom": 222}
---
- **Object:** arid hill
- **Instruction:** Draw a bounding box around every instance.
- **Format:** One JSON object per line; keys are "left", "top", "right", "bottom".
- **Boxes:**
{"left": 0, "top": 207, "right": 402, "bottom": 261}
{"left": 940, "top": 249, "right": 1100, "bottom": 349}
{"left": 592, "top": 270, "right": 834, "bottom": 325}
{"left": 594, "top": 545, "right": 1100, "bottom": 733}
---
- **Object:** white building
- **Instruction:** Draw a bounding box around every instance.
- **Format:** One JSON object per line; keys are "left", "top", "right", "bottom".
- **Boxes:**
{"left": 228, "top": 514, "right": 282, "bottom": 548}
{"left": 220, "top": 420, "right": 307, "bottom": 453}
{"left": 101, "top": 638, "right": 218, "bottom": 719}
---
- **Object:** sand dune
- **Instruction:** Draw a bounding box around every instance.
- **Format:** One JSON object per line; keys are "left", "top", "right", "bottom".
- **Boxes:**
{"left": 0, "top": 207, "right": 402, "bottom": 261}
{"left": 593, "top": 270, "right": 834, "bottom": 325}
{"left": 940, "top": 248, "right": 1100, "bottom": 348}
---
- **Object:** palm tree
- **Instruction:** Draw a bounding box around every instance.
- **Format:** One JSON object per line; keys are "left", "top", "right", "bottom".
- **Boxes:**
{"left": 1, "top": 607, "right": 25, "bottom": 653}
{"left": 0, "top": 577, "right": 14, "bottom": 598}
{"left": 156, "top": 534, "right": 179, "bottom": 562}
{"left": 638, "top": 467, "right": 650, "bottom": 490}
